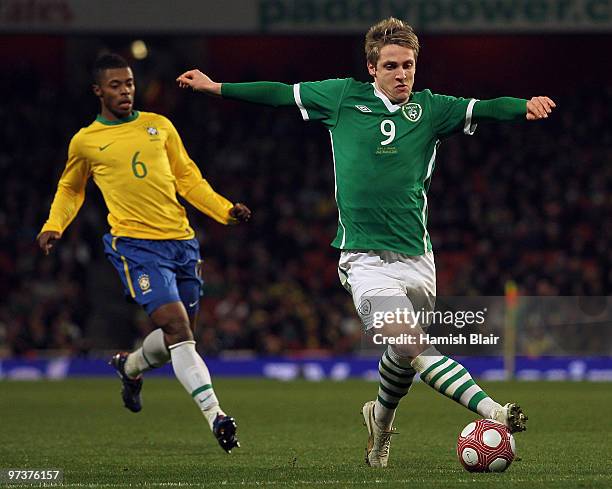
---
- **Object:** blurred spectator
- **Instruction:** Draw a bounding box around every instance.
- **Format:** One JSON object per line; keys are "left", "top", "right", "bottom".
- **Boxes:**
{"left": 0, "top": 41, "right": 610, "bottom": 358}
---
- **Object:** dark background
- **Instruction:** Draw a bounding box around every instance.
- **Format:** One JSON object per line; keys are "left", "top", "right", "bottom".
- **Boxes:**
{"left": 0, "top": 33, "right": 610, "bottom": 357}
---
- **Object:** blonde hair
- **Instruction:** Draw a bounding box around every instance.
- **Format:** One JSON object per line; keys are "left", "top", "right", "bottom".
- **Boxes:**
{"left": 365, "top": 17, "right": 420, "bottom": 66}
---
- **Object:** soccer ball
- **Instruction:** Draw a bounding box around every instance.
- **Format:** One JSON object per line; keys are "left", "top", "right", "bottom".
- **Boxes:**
{"left": 457, "top": 419, "right": 516, "bottom": 472}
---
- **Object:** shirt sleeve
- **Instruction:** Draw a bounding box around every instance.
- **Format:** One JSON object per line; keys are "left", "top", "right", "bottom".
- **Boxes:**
{"left": 39, "top": 134, "right": 90, "bottom": 236}
{"left": 473, "top": 97, "right": 527, "bottom": 122}
{"left": 221, "top": 82, "right": 295, "bottom": 107}
{"left": 294, "top": 78, "right": 350, "bottom": 128}
{"left": 165, "top": 119, "right": 236, "bottom": 225}
{"left": 429, "top": 91, "right": 479, "bottom": 139}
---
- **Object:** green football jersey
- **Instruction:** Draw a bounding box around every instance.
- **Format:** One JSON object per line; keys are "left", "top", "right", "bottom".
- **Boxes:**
{"left": 293, "top": 78, "right": 478, "bottom": 256}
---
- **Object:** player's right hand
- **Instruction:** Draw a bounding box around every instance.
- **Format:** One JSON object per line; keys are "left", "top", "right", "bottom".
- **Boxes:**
{"left": 229, "top": 203, "right": 252, "bottom": 223}
{"left": 37, "top": 231, "right": 61, "bottom": 255}
{"left": 176, "top": 69, "right": 222, "bottom": 96}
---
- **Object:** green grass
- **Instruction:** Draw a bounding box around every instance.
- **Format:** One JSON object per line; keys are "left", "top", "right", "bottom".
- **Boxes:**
{"left": 0, "top": 379, "right": 610, "bottom": 488}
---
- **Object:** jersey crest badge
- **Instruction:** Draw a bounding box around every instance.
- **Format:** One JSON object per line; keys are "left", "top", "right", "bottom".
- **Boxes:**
{"left": 401, "top": 103, "right": 423, "bottom": 122}
{"left": 146, "top": 126, "right": 159, "bottom": 136}
{"left": 138, "top": 274, "right": 151, "bottom": 293}
{"left": 355, "top": 105, "right": 372, "bottom": 113}
{"left": 358, "top": 299, "right": 372, "bottom": 317}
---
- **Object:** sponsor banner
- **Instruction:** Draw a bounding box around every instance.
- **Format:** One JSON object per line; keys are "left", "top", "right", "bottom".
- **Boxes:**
{"left": 0, "top": 0, "right": 257, "bottom": 33}
{"left": 257, "top": 0, "right": 612, "bottom": 33}
{"left": 1, "top": 356, "right": 611, "bottom": 381}
{"left": 1, "top": 0, "right": 611, "bottom": 34}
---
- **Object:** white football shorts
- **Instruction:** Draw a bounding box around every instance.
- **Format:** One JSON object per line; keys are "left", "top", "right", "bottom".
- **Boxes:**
{"left": 338, "top": 250, "right": 436, "bottom": 330}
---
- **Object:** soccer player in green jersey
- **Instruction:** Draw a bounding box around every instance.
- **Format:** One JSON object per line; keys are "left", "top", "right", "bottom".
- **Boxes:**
{"left": 177, "top": 18, "right": 556, "bottom": 467}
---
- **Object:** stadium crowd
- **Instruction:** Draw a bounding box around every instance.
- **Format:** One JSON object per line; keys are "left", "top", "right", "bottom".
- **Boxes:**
{"left": 0, "top": 45, "right": 610, "bottom": 358}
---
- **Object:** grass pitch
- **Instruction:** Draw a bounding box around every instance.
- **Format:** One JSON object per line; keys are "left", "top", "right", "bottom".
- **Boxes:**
{"left": 0, "top": 378, "right": 610, "bottom": 488}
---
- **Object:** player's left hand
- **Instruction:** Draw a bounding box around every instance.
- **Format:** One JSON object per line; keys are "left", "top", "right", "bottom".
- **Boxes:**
{"left": 526, "top": 96, "right": 556, "bottom": 121}
{"left": 229, "top": 203, "right": 251, "bottom": 223}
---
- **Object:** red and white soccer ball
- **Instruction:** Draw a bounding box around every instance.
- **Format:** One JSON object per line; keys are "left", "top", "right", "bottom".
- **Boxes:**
{"left": 457, "top": 419, "right": 516, "bottom": 472}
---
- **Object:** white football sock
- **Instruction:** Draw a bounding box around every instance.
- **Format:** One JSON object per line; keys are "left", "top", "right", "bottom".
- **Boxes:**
{"left": 168, "top": 340, "right": 224, "bottom": 429}
{"left": 412, "top": 346, "right": 501, "bottom": 417}
{"left": 125, "top": 328, "right": 170, "bottom": 378}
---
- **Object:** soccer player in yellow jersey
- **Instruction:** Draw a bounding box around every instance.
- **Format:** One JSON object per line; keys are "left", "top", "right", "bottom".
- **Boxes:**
{"left": 38, "top": 53, "right": 249, "bottom": 453}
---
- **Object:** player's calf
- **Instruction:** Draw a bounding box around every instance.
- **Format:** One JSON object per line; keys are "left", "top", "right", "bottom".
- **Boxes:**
{"left": 124, "top": 328, "right": 170, "bottom": 377}
{"left": 412, "top": 346, "right": 503, "bottom": 420}
{"left": 167, "top": 338, "right": 241, "bottom": 452}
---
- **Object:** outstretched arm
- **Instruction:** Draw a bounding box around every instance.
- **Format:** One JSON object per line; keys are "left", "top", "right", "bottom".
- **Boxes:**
{"left": 165, "top": 119, "right": 251, "bottom": 224}
{"left": 177, "top": 69, "right": 294, "bottom": 107}
{"left": 38, "top": 137, "right": 90, "bottom": 254}
{"left": 182, "top": 176, "right": 251, "bottom": 225}
{"left": 474, "top": 96, "right": 556, "bottom": 122}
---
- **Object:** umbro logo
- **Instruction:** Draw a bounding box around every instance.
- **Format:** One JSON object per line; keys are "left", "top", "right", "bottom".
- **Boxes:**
{"left": 355, "top": 105, "right": 372, "bottom": 113}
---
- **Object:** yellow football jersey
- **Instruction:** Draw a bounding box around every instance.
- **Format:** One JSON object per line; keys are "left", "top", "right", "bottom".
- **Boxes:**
{"left": 40, "top": 111, "right": 235, "bottom": 240}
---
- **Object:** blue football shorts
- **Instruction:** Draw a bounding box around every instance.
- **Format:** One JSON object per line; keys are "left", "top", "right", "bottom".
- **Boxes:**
{"left": 103, "top": 234, "right": 204, "bottom": 316}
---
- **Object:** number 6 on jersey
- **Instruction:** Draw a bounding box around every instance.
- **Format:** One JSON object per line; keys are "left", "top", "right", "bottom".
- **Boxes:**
{"left": 131, "top": 151, "right": 148, "bottom": 178}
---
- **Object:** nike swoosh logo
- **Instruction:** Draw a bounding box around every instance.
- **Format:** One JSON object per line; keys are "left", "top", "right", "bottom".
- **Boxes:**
{"left": 189, "top": 300, "right": 199, "bottom": 308}
{"left": 199, "top": 393, "right": 213, "bottom": 404}
{"left": 99, "top": 142, "right": 115, "bottom": 151}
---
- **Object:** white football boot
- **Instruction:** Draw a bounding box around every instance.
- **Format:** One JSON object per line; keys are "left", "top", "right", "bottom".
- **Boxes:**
{"left": 362, "top": 400, "right": 397, "bottom": 467}
{"left": 491, "top": 402, "right": 528, "bottom": 433}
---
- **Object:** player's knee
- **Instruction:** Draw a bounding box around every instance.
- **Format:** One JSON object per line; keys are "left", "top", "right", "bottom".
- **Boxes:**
{"left": 162, "top": 318, "right": 193, "bottom": 344}
{"left": 388, "top": 343, "right": 415, "bottom": 360}
{"left": 150, "top": 302, "right": 193, "bottom": 344}
{"left": 381, "top": 321, "right": 428, "bottom": 359}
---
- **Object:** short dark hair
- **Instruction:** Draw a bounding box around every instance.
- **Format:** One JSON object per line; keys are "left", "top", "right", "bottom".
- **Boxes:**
{"left": 92, "top": 53, "right": 130, "bottom": 83}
